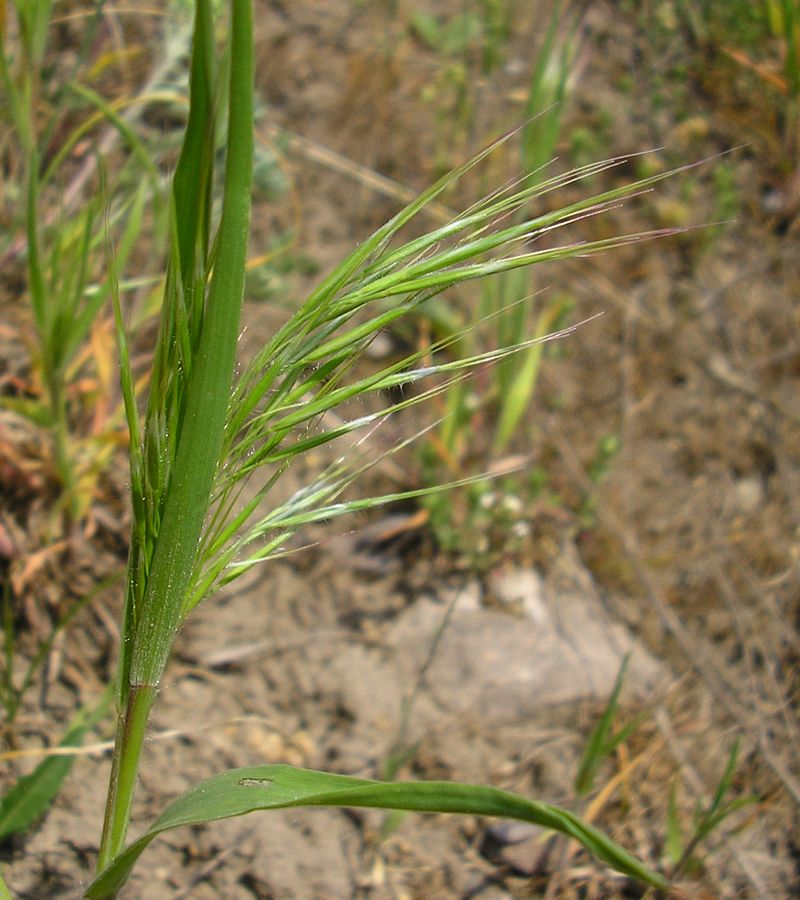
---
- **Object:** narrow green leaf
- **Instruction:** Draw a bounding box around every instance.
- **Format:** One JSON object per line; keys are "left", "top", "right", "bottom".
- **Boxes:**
{"left": 52, "top": 202, "right": 96, "bottom": 369}
{"left": 0, "top": 685, "right": 111, "bottom": 838}
{"left": 694, "top": 740, "right": 758, "bottom": 841}
{"left": 491, "top": 296, "right": 557, "bottom": 453}
{"left": 665, "top": 779, "right": 684, "bottom": 865}
{"left": 521, "top": 0, "right": 579, "bottom": 181}
{"left": 108, "top": 211, "right": 145, "bottom": 703}
{"left": 705, "top": 738, "right": 741, "bottom": 822}
{"left": 65, "top": 82, "right": 162, "bottom": 191}
{"left": 26, "top": 145, "right": 48, "bottom": 338}
{"left": 128, "top": 0, "right": 254, "bottom": 691}
{"left": 171, "top": 0, "right": 215, "bottom": 291}
{"left": 0, "top": 396, "right": 53, "bottom": 427}
{"left": 73, "top": 181, "right": 150, "bottom": 373}
{"left": 574, "top": 653, "right": 630, "bottom": 796}
{"left": 86, "top": 765, "right": 669, "bottom": 898}
{"left": 19, "top": 0, "right": 53, "bottom": 66}
{"left": 699, "top": 795, "right": 760, "bottom": 838}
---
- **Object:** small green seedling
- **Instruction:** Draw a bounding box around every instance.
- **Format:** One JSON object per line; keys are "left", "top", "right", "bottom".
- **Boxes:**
{"left": 574, "top": 654, "right": 646, "bottom": 798}
{"left": 665, "top": 739, "right": 760, "bottom": 877}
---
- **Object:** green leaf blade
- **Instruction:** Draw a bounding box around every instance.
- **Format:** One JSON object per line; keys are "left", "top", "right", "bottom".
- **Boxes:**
{"left": 128, "top": 0, "right": 254, "bottom": 692}
{"left": 574, "top": 653, "right": 631, "bottom": 797}
{"left": 86, "top": 765, "right": 669, "bottom": 898}
{"left": 0, "top": 687, "right": 111, "bottom": 839}
{"left": 0, "top": 743, "right": 81, "bottom": 841}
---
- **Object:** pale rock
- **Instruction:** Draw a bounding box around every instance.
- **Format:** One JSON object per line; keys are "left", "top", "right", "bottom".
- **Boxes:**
{"left": 733, "top": 476, "right": 764, "bottom": 515}
{"left": 489, "top": 567, "right": 548, "bottom": 623}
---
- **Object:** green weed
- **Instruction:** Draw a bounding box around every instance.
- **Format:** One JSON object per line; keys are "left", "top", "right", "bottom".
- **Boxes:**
{"left": 665, "top": 740, "right": 760, "bottom": 878}
{"left": 0, "top": 1, "right": 168, "bottom": 526}
{"left": 681, "top": 0, "right": 800, "bottom": 163}
{"left": 0, "top": 2, "right": 173, "bottom": 842}
{"left": 571, "top": 660, "right": 756, "bottom": 890}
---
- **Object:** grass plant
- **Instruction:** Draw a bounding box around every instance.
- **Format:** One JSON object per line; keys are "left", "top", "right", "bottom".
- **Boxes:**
{"left": 410, "top": 1, "right": 514, "bottom": 174}
{"left": 665, "top": 740, "right": 759, "bottom": 878}
{"left": 0, "top": 0, "right": 191, "bottom": 854}
{"left": 0, "top": 0, "right": 168, "bottom": 527}
{"left": 747, "top": 0, "right": 800, "bottom": 160}
{"left": 682, "top": 0, "right": 800, "bottom": 163}
{"left": 0, "top": 0, "right": 732, "bottom": 894}
{"left": 83, "top": 1, "right": 692, "bottom": 894}
{"left": 0, "top": 684, "right": 112, "bottom": 841}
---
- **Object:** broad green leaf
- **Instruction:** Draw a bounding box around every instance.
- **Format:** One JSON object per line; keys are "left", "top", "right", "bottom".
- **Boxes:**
{"left": 86, "top": 764, "right": 669, "bottom": 898}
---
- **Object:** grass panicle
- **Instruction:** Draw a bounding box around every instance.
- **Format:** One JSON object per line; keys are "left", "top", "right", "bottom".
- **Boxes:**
{"left": 191, "top": 153, "right": 689, "bottom": 598}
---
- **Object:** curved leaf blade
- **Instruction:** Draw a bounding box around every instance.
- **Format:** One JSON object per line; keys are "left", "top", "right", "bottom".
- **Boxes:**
{"left": 86, "top": 765, "right": 668, "bottom": 897}
{"left": 0, "top": 685, "right": 111, "bottom": 839}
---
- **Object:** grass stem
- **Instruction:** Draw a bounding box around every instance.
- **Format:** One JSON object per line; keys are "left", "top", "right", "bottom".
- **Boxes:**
{"left": 96, "top": 684, "right": 155, "bottom": 871}
{"left": 97, "top": 0, "right": 253, "bottom": 876}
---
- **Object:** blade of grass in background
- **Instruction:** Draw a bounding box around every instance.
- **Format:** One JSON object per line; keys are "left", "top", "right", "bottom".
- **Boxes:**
{"left": 0, "top": 0, "right": 168, "bottom": 525}
{"left": 0, "top": 685, "right": 112, "bottom": 839}
{"left": 422, "top": 1, "right": 585, "bottom": 563}
{"left": 666, "top": 740, "right": 760, "bottom": 877}
{"left": 574, "top": 654, "right": 647, "bottom": 797}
